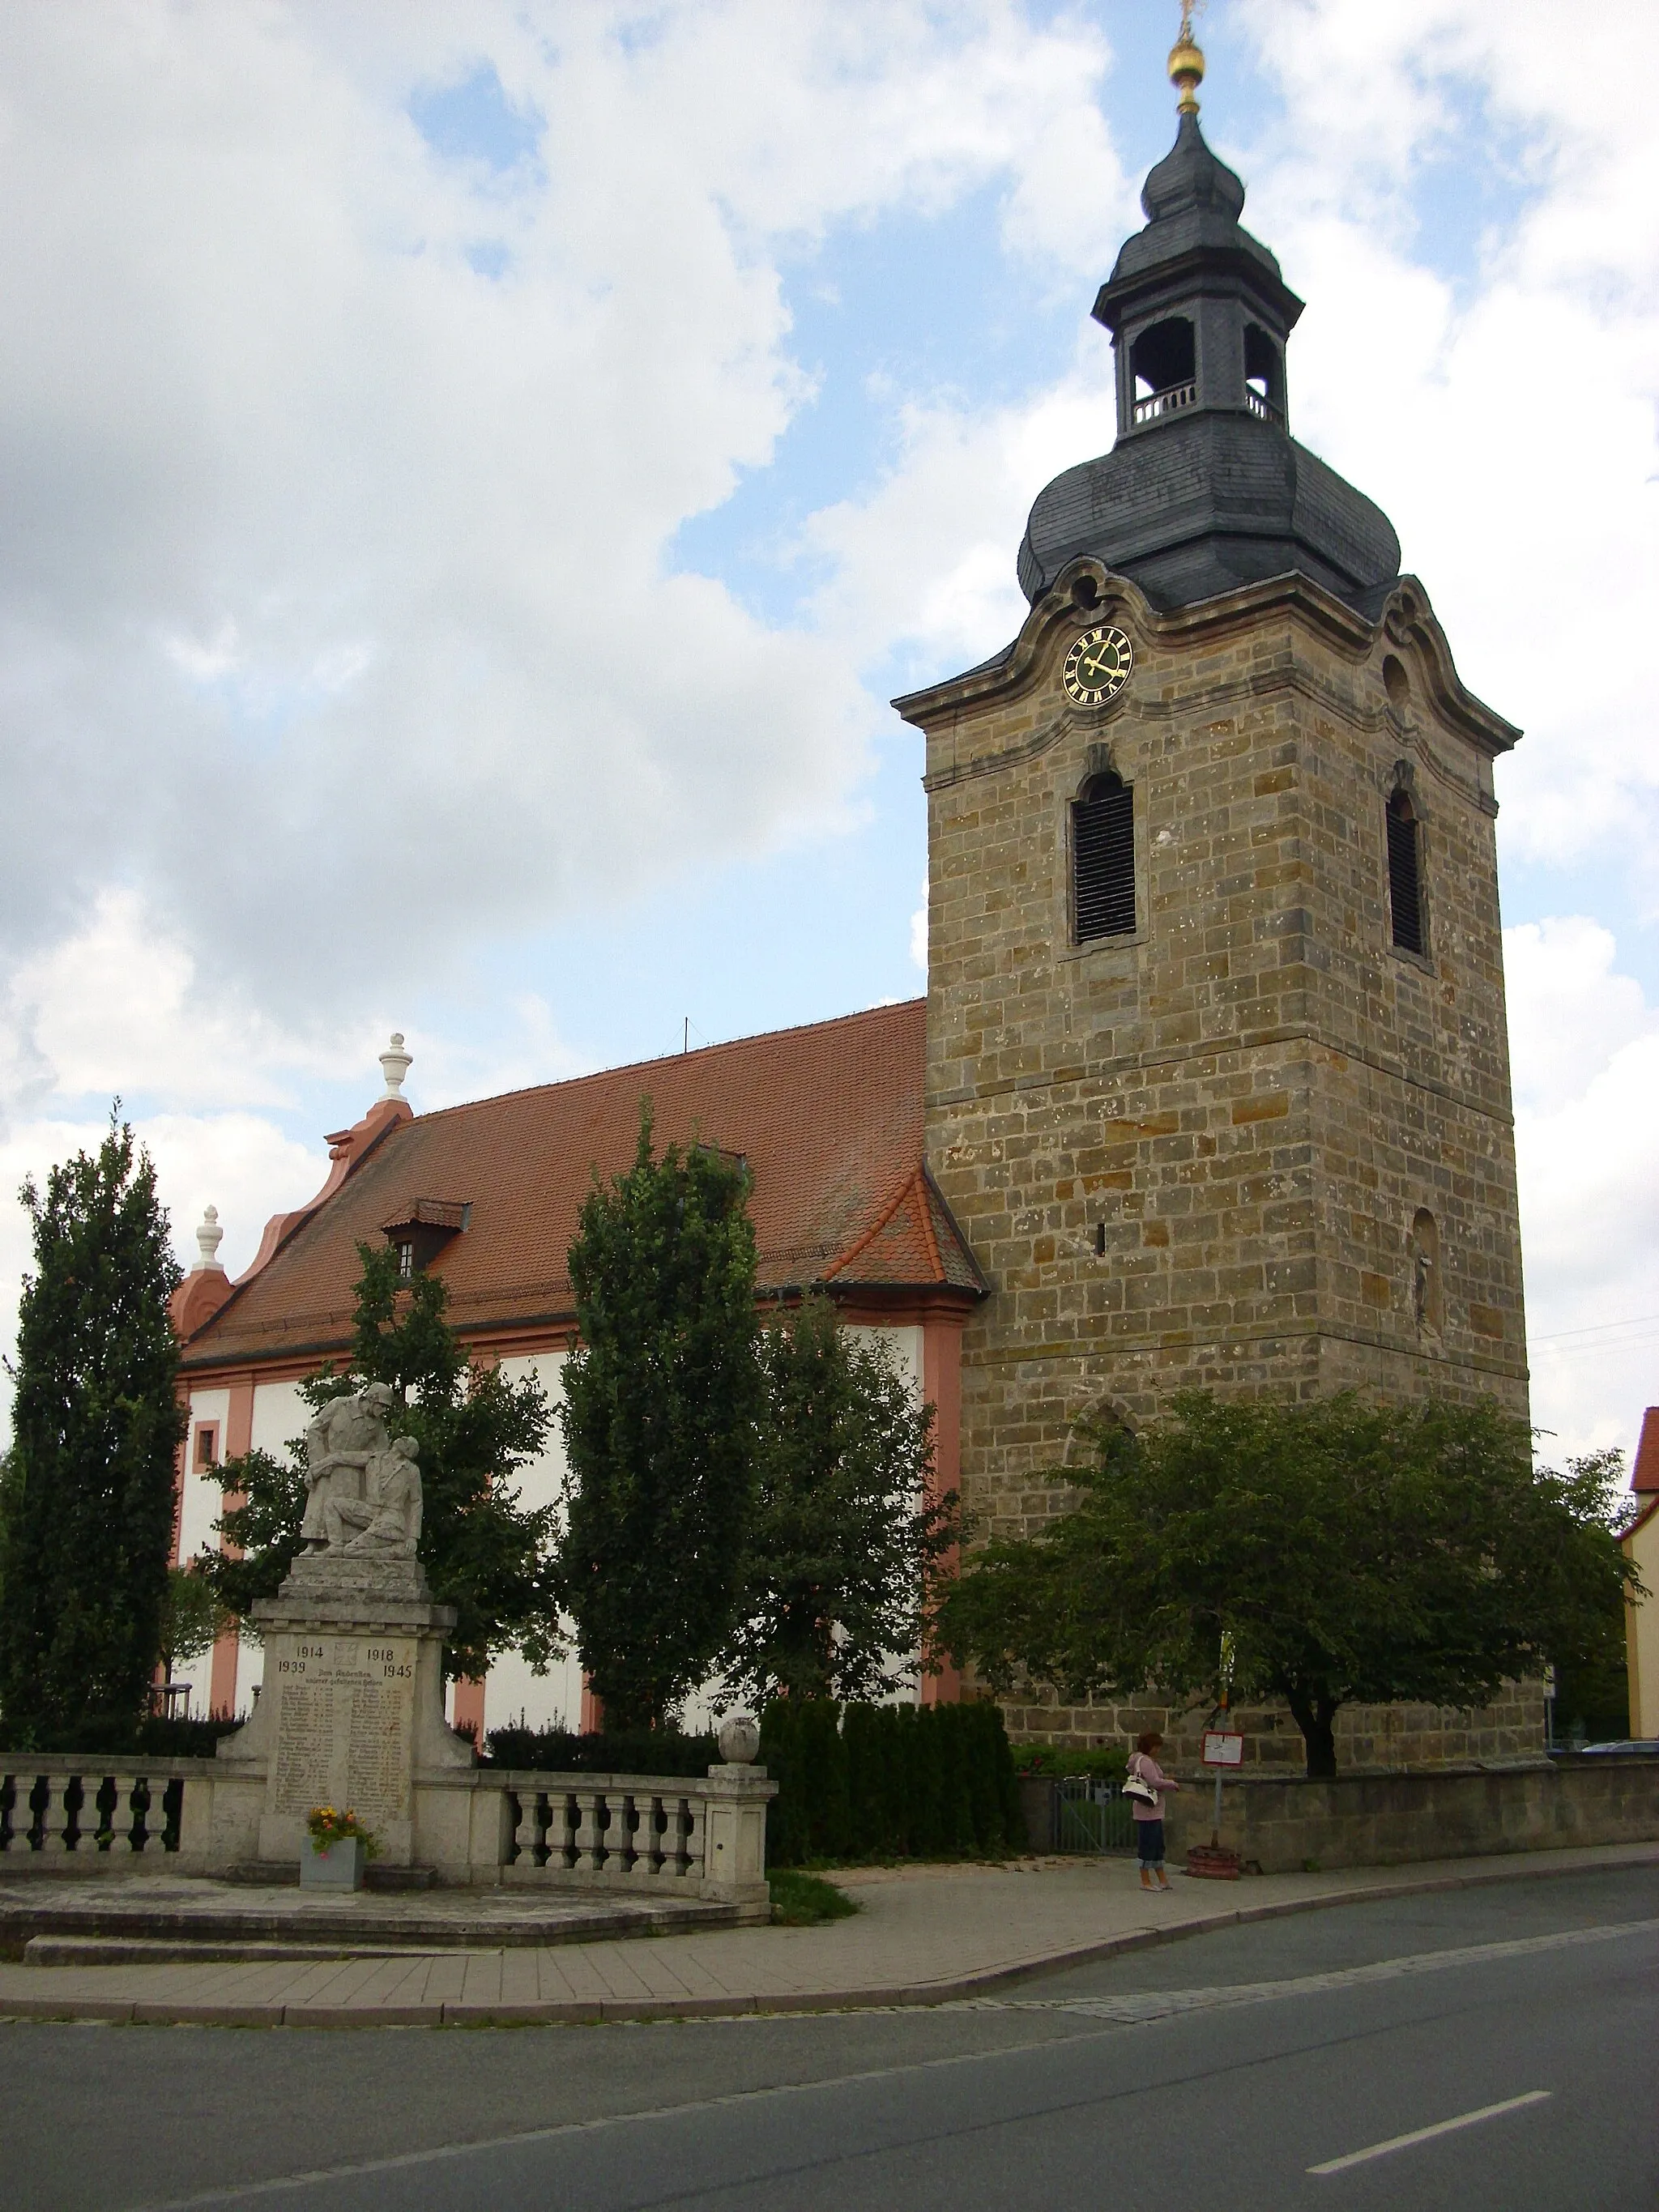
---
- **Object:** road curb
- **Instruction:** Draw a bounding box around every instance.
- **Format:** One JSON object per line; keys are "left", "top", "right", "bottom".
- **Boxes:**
{"left": 2, "top": 1845, "right": 1654, "bottom": 2029}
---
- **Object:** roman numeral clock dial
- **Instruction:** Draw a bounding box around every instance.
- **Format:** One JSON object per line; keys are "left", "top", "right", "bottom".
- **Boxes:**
{"left": 1062, "top": 624, "right": 1133, "bottom": 706}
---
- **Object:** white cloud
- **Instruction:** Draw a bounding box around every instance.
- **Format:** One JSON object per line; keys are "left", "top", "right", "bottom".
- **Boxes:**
{"left": 1506, "top": 918, "right": 1659, "bottom": 1463}
{"left": 0, "top": 1, "right": 1132, "bottom": 1020}
{"left": 1230, "top": 0, "right": 1659, "bottom": 874}
{"left": 2, "top": 0, "right": 1654, "bottom": 1488}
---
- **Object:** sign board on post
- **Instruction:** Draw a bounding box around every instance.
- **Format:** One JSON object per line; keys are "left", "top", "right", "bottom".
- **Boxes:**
{"left": 1201, "top": 1730, "right": 1244, "bottom": 1767}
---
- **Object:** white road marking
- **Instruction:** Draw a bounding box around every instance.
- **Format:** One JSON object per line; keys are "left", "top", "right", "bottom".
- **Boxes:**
{"left": 975, "top": 1914, "right": 1659, "bottom": 2024}
{"left": 1308, "top": 2089, "right": 1551, "bottom": 2175}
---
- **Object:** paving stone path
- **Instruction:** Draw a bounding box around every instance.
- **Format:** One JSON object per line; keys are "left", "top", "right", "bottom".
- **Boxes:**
{"left": 0, "top": 1843, "right": 1653, "bottom": 2027}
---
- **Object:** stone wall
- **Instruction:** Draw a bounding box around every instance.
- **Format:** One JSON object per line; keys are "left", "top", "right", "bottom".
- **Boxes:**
{"left": 1004, "top": 1681, "right": 1547, "bottom": 1773}
{"left": 902, "top": 559, "right": 1532, "bottom": 1753}
{"left": 1163, "top": 1754, "right": 1659, "bottom": 1873}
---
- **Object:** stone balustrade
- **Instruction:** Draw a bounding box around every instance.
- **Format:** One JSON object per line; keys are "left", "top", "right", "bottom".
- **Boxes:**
{"left": 0, "top": 1755, "right": 776, "bottom": 1908}
{"left": 0, "top": 1758, "right": 199, "bottom": 1860}
{"left": 494, "top": 1767, "right": 774, "bottom": 1902}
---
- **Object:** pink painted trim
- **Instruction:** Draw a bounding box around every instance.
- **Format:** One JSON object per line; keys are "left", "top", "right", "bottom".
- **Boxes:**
{"left": 208, "top": 1378, "right": 255, "bottom": 1718}
{"left": 920, "top": 1313, "right": 963, "bottom": 1707}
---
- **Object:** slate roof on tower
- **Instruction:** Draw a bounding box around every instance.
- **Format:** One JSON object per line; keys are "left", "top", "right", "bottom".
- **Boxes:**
{"left": 1017, "top": 36, "right": 1400, "bottom": 620}
{"left": 175, "top": 1000, "right": 983, "bottom": 1372}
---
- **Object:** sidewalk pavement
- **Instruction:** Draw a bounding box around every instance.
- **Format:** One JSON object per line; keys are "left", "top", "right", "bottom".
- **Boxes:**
{"left": 1, "top": 1841, "right": 1653, "bottom": 2029}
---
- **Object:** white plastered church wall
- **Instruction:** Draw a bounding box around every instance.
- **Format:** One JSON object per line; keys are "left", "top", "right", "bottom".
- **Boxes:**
{"left": 174, "top": 1386, "right": 230, "bottom": 1717}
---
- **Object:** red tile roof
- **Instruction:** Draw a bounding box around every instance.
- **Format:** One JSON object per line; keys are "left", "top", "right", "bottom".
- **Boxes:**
{"left": 180, "top": 999, "right": 981, "bottom": 1370}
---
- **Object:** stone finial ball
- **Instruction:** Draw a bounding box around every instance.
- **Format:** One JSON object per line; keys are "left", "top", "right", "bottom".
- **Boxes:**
{"left": 717, "top": 1712, "right": 761, "bottom": 1766}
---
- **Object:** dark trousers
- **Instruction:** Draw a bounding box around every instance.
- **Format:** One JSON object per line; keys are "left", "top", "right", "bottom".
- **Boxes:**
{"left": 1135, "top": 1818, "right": 1165, "bottom": 1865}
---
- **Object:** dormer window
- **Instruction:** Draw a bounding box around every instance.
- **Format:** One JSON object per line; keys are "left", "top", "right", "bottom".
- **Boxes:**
{"left": 1073, "top": 769, "right": 1136, "bottom": 941}
{"left": 382, "top": 1199, "right": 470, "bottom": 1278}
{"left": 1130, "top": 317, "right": 1196, "bottom": 424}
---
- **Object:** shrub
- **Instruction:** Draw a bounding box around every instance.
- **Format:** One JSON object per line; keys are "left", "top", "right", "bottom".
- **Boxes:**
{"left": 764, "top": 1698, "right": 1021, "bottom": 1867}
{"left": 480, "top": 1724, "right": 717, "bottom": 1777}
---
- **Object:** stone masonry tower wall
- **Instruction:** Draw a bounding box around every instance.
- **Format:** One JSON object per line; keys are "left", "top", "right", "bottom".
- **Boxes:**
{"left": 893, "top": 61, "right": 1539, "bottom": 1767}
{"left": 897, "top": 560, "right": 1535, "bottom": 1766}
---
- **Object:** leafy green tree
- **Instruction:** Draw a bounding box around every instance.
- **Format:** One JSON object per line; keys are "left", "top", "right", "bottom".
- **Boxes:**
{"left": 157, "top": 1564, "right": 231, "bottom": 1683}
{"left": 557, "top": 1104, "right": 761, "bottom": 1730}
{"left": 0, "top": 1115, "right": 185, "bottom": 1750}
{"left": 720, "top": 1296, "right": 956, "bottom": 1704}
{"left": 201, "top": 1243, "right": 557, "bottom": 1682}
{"left": 936, "top": 1392, "right": 1640, "bottom": 1777}
{"left": 1548, "top": 1447, "right": 1634, "bottom": 1742}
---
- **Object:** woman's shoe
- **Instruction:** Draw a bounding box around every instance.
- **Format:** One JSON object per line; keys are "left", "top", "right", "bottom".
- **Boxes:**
{"left": 1155, "top": 1869, "right": 1171, "bottom": 1890}
{"left": 1139, "top": 1867, "right": 1154, "bottom": 1890}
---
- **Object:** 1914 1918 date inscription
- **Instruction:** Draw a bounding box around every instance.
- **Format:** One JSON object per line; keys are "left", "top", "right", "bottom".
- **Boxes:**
{"left": 269, "top": 1635, "right": 418, "bottom": 1824}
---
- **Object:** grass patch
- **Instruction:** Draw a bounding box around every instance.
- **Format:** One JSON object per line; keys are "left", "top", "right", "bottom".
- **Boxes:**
{"left": 768, "top": 1869, "right": 859, "bottom": 1927}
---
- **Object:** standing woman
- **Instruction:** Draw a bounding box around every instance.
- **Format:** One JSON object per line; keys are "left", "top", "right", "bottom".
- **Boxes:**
{"left": 1128, "top": 1729, "right": 1180, "bottom": 1890}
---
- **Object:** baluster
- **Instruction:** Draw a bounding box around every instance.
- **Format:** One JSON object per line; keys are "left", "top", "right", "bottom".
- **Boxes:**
{"left": 39, "top": 1774, "right": 77, "bottom": 1855}
{"left": 509, "top": 1791, "right": 533, "bottom": 1868}
{"left": 131, "top": 1774, "right": 160, "bottom": 1855}
{"left": 86, "top": 1773, "right": 113, "bottom": 1851}
{"left": 664, "top": 1795, "right": 693, "bottom": 1878}
{"left": 614, "top": 1792, "right": 639, "bottom": 1875}
{"left": 0, "top": 1771, "right": 15, "bottom": 1854}
{"left": 106, "top": 1775, "right": 141, "bottom": 1852}
{"left": 683, "top": 1797, "right": 706, "bottom": 1880}
{"left": 637, "top": 1793, "right": 664, "bottom": 1877}
{"left": 549, "top": 1792, "right": 578, "bottom": 1869}
{"left": 533, "top": 1796, "right": 559, "bottom": 1866}
{"left": 574, "top": 1790, "right": 602, "bottom": 1873}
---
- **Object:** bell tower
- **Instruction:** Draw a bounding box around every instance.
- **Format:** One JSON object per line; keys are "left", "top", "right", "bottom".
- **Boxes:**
{"left": 896, "top": 23, "right": 1532, "bottom": 1712}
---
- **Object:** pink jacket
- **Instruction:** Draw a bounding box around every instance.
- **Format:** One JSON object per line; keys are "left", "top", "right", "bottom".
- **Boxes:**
{"left": 1128, "top": 1750, "right": 1180, "bottom": 1820}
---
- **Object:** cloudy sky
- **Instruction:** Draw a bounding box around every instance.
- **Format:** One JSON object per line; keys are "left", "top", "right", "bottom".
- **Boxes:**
{"left": 0, "top": 1, "right": 1654, "bottom": 1467}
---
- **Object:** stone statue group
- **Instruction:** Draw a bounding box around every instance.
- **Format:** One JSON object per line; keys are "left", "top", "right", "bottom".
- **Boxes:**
{"left": 298, "top": 1382, "right": 423, "bottom": 1558}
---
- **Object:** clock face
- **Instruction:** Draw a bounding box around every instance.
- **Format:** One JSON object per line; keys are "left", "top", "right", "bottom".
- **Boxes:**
{"left": 1062, "top": 624, "right": 1133, "bottom": 707}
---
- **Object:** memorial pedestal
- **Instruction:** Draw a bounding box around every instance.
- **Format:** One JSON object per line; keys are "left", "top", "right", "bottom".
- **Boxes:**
{"left": 215, "top": 1552, "right": 472, "bottom": 1869}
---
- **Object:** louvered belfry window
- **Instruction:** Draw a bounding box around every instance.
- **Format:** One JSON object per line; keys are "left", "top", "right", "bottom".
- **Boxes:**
{"left": 1073, "top": 771, "right": 1135, "bottom": 941}
{"left": 1387, "top": 790, "right": 1424, "bottom": 954}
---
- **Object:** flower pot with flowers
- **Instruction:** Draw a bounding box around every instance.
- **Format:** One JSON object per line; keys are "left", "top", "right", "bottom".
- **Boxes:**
{"left": 301, "top": 1806, "right": 380, "bottom": 1890}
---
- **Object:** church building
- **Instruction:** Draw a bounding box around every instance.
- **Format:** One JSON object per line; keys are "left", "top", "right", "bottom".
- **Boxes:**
{"left": 170, "top": 32, "right": 1539, "bottom": 1768}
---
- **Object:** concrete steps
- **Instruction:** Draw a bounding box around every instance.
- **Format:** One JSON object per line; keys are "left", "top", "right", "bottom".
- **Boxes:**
{"left": 0, "top": 1874, "right": 747, "bottom": 1964}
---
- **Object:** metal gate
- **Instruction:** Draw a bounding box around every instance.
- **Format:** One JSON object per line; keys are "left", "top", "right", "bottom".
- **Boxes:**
{"left": 1055, "top": 1774, "right": 1137, "bottom": 1855}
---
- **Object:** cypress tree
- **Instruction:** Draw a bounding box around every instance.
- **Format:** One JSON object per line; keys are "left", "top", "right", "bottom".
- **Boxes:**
{"left": 558, "top": 1104, "right": 761, "bottom": 1731}
{"left": 0, "top": 1116, "right": 185, "bottom": 1750}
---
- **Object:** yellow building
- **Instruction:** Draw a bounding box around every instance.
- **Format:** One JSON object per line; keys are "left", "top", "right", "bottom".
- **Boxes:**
{"left": 1623, "top": 1409, "right": 1659, "bottom": 1739}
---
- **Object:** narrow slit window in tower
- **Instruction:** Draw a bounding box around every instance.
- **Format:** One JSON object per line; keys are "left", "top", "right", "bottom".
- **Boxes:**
{"left": 1074, "top": 771, "right": 1136, "bottom": 941}
{"left": 1388, "top": 790, "right": 1424, "bottom": 954}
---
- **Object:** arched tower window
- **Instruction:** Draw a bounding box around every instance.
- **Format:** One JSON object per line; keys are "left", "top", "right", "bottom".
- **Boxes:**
{"left": 1130, "top": 317, "right": 1196, "bottom": 424}
{"left": 1387, "top": 788, "right": 1425, "bottom": 955}
{"left": 1410, "top": 1208, "right": 1443, "bottom": 1333}
{"left": 1073, "top": 769, "right": 1135, "bottom": 941}
{"left": 1243, "top": 323, "right": 1284, "bottom": 424}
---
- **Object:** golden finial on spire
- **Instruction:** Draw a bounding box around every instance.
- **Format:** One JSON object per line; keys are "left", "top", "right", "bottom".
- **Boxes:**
{"left": 1169, "top": 2, "right": 1205, "bottom": 117}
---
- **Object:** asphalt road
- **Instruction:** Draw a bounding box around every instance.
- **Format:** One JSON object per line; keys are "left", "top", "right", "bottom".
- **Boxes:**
{"left": 4, "top": 1865, "right": 1656, "bottom": 2212}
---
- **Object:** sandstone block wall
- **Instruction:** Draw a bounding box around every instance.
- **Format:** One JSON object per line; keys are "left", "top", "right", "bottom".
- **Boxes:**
{"left": 1162, "top": 1755, "right": 1659, "bottom": 1873}
{"left": 905, "top": 562, "right": 1532, "bottom": 1762}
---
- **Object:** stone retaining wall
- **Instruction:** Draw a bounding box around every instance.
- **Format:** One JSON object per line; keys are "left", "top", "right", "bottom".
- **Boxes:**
{"left": 1164, "top": 1755, "right": 1659, "bottom": 1874}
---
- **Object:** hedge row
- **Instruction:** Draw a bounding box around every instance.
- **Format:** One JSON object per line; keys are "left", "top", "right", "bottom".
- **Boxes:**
{"left": 480, "top": 1724, "right": 718, "bottom": 1776}
{"left": 760, "top": 1698, "right": 1023, "bottom": 1866}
